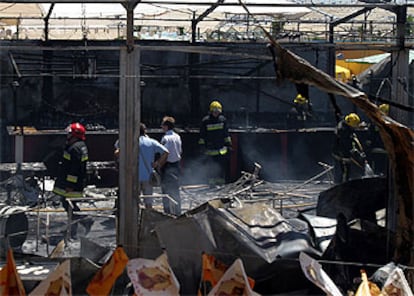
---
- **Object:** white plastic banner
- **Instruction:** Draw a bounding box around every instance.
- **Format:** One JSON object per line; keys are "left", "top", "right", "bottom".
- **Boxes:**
{"left": 207, "top": 258, "right": 260, "bottom": 296}
{"left": 299, "top": 252, "right": 342, "bottom": 296}
{"left": 29, "top": 259, "right": 71, "bottom": 296}
{"left": 127, "top": 253, "right": 180, "bottom": 296}
{"left": 382, "top": 267, "right": 414, "bottom": 296}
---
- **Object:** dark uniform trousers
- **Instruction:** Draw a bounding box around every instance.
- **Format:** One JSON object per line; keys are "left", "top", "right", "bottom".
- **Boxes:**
{"left": 161, "top": 161, "right": 181, "bottom": 215}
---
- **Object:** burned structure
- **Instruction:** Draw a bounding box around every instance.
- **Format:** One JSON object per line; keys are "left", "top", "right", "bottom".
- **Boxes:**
{"left": 0, "top": 0, "right": 414, "bottom": 295}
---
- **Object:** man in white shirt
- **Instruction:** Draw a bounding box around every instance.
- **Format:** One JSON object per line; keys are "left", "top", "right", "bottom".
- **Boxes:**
{"left": 160, "top": 116, "right": 182, "bottom": 215}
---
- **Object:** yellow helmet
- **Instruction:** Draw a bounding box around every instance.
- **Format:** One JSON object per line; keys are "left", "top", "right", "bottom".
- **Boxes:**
{"left": 379, "top": 103, "right": 389, "bottom": 115}
{"left": 294, "top": 94, "right": 308, "bottom": 105}
{"left": 210, "top": 100, "right": 222, "bottom": 112}
{"left": 344, "top": 113, "right": 361, "bottom": 128}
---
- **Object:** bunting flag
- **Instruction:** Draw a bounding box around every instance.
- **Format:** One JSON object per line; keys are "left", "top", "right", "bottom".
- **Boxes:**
{"left": 86, "top": 246, "right": 129, "bottom": 296}
{"left": 49, "top": 240, "right": 66, "bottom": 259}
{"left": 382, "top": 267, "right": 414, "bottom": 296}
{"left": 355, "top": 270, "right": 372, "bottom": 296}
{"left": 207, "top": 258, "right": 260, "bottom": 296}
{"left": 299, "top": 252, "right": 342, "bottom": 296}
{"left": 127, "top": 252, "right": 180, "bottom": 296}
{"left": 29, "top": 260, "right": 71, "bottom": 296}
{"left": 0, "top": 248, "right": 26, "bottom": 296}
{"left": 198, "top": 253, "right": 255, "bottom": 296}
{"left": 355, "top": 269, "right": 381, "bottom": 296}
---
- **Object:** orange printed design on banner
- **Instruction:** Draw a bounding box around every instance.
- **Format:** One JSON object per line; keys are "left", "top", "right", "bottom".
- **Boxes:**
{"left": 0, "top": 249, "right": 26, "bottom": 296}
{"left": 86, "top": 246, "right": 129, "bottom": 296}
{"left": 198, "top": 253, "right": 254, "bottom": 296}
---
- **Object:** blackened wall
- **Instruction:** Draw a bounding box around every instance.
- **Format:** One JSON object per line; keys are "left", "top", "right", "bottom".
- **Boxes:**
{"left": 1, "top": 39, "right": 360, "bottom": 167}
{"left": 4, "top": 128, "right": 339, "bottom": 184}
{"left": 0, "top": 40, "right": 356, "bottom": 127}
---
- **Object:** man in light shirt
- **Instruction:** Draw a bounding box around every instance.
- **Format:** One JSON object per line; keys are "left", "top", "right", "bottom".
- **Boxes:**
{"left": 115, "top": 124, "right": 168, "bottom": 209}
{"left": 160, "top": 116, "right": 182, "bottom": 215}
{"left": 139, "top": 123, "right": 169, "bottom": 209}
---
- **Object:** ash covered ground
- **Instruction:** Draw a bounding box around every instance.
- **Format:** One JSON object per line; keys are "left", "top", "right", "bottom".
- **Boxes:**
{"left": 19, "top": 175, "right": 332, "bottom": 258}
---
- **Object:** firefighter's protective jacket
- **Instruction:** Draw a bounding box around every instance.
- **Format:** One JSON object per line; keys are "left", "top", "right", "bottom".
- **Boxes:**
{"left": 333, "top": 119, "right": 366, "bottom": 166}
{"left": 53, "top": 139, "right": 88, "bottom": 197}
{"left": 198, "top": 113, "right": 232, "bottom": 156}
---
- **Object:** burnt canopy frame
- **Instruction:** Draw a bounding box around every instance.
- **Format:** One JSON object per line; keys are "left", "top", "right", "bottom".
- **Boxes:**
{"left": 0, "top": 0, "right": 410, "bottom": 7}
{"left": 0, "top": 1, "right": 412, "bottom": 45}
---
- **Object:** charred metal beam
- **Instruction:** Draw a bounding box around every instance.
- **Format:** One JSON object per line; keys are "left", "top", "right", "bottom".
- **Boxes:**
{"left": 327, "top": 7, "right": 375, "bottom": 85}
{"left": 43, "top": 3, "right": 55, "bottom": 41}
{"left": 191, "top": 0, "right": 224, "bottom": 43}
{"left": 0, "top": 43, "right": 404, "bottom": 53}
{"left": 8, "top": 53, "right": 22, "bottom": 79}
{"left": 121, "top": 0, "right": 140, "bottom": 52}
{"left": 330, "top": 7, "right": 374, "bottom": 28}
{"left": 0, "top": 0, "right": 410, "bottom": 8}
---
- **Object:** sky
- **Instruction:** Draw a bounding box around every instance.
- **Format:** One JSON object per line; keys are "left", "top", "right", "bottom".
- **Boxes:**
{"left": 40, "top": 1, "right": 310, "bottom": 18}
{"left": 34, "top": 0, "right": 412, "bottom": 21}
{"left": 41, "top": 4, "right": 160, "bottom": 17}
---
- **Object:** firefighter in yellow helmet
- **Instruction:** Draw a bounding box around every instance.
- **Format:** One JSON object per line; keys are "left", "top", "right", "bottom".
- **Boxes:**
{"left": 332, "top": 113, "right": 371, "bottom": 183}
{"left": 209, "top": 100, "right": 222, "bottom": 113}
{"left": 198, "top": 100, "right": 232, "bottom": 186}
{"left": 344, "top": 112, "right": 360, "bottom": 128}
{"left": 287, "top": 94, "right": 313, "bottom": 129}
{"left": 293, "top": 94, "right": 305, "bottom": 104}
{"left": 379, "top": 103, "right": 390, "bottom": 115}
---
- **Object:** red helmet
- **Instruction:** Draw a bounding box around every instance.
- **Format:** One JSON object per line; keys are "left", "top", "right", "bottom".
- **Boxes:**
{"left": 67, "top": 122, "right": 86, "bottom": 140}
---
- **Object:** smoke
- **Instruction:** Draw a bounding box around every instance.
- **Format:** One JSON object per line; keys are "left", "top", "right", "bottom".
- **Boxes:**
{"left": 238, "top": 133, "right": 286, "bottom": 182}
{"left": 180, "top": 155, "right": 210, "bottom": 185}
{"left": 238, "top": 132, "right": 334, "bottom": 182}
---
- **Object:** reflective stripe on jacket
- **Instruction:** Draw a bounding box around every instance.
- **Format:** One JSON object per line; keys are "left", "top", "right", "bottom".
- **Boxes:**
{"left": 53, "top": 186, "right": 83, "bottom": 198}
{"left": 199, "top": 113, "right": 232, "bottom": 152}
{"left": 53, "top": 139, "right": 88, "bottom": 196}
{"left": 206, "top": 146, "right": 228, "bottom": 156}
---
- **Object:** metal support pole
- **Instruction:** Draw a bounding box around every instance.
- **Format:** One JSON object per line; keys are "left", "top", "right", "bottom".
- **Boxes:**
{"left": 389, "top": 7, "right": 414, "bottom": 286}
{"left": 44, "top": 3, "right": 54, "bottom": 42}
{"left": 389, "top": 6, "right": 408, "bottom": 234}
{"left": 14, "top": 133, "right": 23, "bottom": 165}
{"left": 191, "top": 16, "right": 197, "bottom": 43}
{"left": 66, "top": 200, "right": 73, "bottom": 242}
{"left": 35, "top": 207, "right": 40, "bottom": 251}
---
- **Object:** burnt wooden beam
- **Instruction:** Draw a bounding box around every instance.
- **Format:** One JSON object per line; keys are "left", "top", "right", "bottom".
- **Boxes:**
{"left": 118, "top": 46, "right": 140, "bottom": 258}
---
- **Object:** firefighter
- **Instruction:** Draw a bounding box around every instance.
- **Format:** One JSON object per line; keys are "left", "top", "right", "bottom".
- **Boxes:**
{"left": 379, "top": 103, "right": 390, "bottom": 115}
{"left": 198, "top": 100, "right": 232, "bottom": 186}
{"left": 287, "top": 93, "right": 313, "bottom": 129}
{"left": 332, "top": 113, "right": 370, "bottom": 183}
{"left": 52, "top": 122, "right": 92, "bottom": 240}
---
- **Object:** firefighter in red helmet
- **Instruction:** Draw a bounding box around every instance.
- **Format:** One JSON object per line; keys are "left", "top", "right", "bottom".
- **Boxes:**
{"left": 52, "top": 122, "right": 92, "bottom": 240}
{"left": 68, "top": 122, "right": 86, "bottom": 141}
